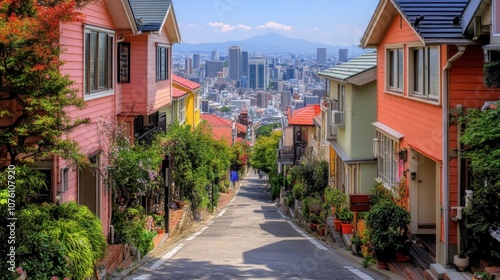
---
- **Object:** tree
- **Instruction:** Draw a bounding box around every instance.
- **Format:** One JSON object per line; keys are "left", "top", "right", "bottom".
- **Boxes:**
{"left": 255, "top": 123, "right": 281, "bottom": 138}
{"left": 0, "top": 0, "right": 94, "bottom": 166}
{"left": 460, "top": 106, "right": 500, "bottom": 263}
{"left": 249, "top": 130, "right": 281, "bottom": 174}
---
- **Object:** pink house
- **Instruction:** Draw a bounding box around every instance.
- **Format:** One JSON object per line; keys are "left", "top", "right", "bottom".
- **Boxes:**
{"left": 52, "top": 0, "right": 180, "bottom": 240}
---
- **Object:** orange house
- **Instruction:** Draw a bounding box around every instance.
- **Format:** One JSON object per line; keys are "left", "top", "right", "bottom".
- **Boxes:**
{"left": 361, "top": 0, "right": 500, "bottom": 267}
{"left": 32, "top": 0, "right": 180, "bottom": 240}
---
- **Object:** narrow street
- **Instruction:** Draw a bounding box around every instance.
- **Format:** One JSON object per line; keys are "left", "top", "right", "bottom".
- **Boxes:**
{"left": 123, "top": 171, "right": 388, "bottom": 280}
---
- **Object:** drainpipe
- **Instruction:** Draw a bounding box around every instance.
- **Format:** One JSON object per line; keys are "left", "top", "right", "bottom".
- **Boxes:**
{"left": 443, "top": 45, "right": 466, "bottom": 265}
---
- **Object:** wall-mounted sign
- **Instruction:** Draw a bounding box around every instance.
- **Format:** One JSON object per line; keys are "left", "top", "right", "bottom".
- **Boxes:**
{"left": 118, "top": 42, "right": 130, "bottom": 83}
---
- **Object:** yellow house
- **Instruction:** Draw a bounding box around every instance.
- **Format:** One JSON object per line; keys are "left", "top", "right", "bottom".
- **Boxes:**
{"left": 167, "top": 75, "right": 201, "bottom": 128}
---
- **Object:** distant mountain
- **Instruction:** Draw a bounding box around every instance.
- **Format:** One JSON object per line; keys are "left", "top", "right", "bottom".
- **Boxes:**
{"left": 174, "top": 32, "right": 368, "bottom": 56}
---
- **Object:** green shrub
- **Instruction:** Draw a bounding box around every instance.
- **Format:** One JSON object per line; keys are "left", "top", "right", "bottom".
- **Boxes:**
{"left": 5, "top": 202, "right": 107, "bottom": 280}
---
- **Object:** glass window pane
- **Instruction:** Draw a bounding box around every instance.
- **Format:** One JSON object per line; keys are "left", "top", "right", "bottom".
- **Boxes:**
{"left": 98, "top": 33, "right": 107, "bottom": 89}
{"left": 398, "top": 49, "right": 403, "bottom": 89}
{"left": 428, "top": 47, "right": 439, "bottom": 97}
{"left": 89, "top": 32, "right": 97, "bottom": 92}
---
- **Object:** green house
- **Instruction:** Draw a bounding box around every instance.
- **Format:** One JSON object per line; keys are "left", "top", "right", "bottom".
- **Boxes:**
{"left": 318, "top": 51, "right": 377, "bottom": 194}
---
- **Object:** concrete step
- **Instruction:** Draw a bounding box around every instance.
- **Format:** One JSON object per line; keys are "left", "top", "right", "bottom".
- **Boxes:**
{"left": 429, "top": 263, "right": 446, "bottom": 279}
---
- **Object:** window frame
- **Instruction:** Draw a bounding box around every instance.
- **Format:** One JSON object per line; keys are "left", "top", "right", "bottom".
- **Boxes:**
{"left": 156, "top": 44, "right": 170, "bottom": 81}
{"left": 386, "top": 47, "right": 404, "bottom": 93}
{"left": 376, "top": 131, "right": 400, "bottom": 188}
{"left": 84, "top": 26, "right": 115, "bottom": 100}
{"left": 409, "top": 46, "right": 440, "bottom": 101}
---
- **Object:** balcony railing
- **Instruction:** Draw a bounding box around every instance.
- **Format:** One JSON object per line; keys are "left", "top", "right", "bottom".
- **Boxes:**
{"left": 136, "top": 126, "right": 158, "bottom": 146}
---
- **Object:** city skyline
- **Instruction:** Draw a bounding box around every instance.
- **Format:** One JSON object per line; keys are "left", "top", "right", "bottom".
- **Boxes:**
{"left": 173, "top": 0, "right": 379, "bottom": 46}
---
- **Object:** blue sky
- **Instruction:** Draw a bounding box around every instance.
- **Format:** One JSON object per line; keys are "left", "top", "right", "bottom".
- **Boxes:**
{"left": 172, "top": 0, "right": 380, "bottom": 46}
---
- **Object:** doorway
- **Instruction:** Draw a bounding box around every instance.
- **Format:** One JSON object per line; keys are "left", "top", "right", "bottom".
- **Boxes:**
{"left": 78, "top": 155, "right": 101, "bottom": 217}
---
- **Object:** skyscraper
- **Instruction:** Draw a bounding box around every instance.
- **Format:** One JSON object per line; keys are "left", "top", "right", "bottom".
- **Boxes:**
{"left": 193, "top": 54, "right": 200, "bottom": 69}
{"left": 317, "top": 48, "right": 327, "bottom": 65}
{"left": 185, "top": 57, "right": 192, "bottom": 77}
{"left": 228, "top": 46, "right": 241, "bottom": 82}
{"left": 211, "top": 50, "right": 218, "bottom": 61}
{"left": 241, "top": 51, "right": 249, "bottom": 86}
{"left": 339, "top": 48, "right": 348, "bottom": 63}
{"left": 205, "top": 61, "right": 224, "bottom": 78}
{"left": 249, "top": 58, "right": 268, "bottom": 90}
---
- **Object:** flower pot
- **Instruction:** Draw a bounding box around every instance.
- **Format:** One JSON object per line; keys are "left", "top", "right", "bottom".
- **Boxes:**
{"left": 334, "top": 219, "right": 342, "bottom": 231}
{"left": 310, "top": 222, "right": 318, "bottom": 231}
{"left": 176, "top": 201, "right": 186, "bottom": 209}
{"left": 317, "top": 227, "right": 325, "bottom": 236}
{"left": 395, "top": 250, "right": 410, "bottom": 263}
{"left": 453, "top": 255, "right": 469, "bottom": 272}
{"left": 341, "top": 223, "right": 353, "bottom": 234}
{"left": 376, "top": 261, "right": 388, "bottom": 270}
{"left": 156, "top": 228, "right": 165, "bottom": 234}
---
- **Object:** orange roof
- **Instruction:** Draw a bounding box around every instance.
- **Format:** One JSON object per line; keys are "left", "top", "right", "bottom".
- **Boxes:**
{"left": 201, "top": 114, "right": 232, "bottom": 127}
{"left": 172, "top": 87, "right": 188, "bottom": 98}
{"left": 211, "top": 127, "right": 232, "bottom": 145}
{"left": 172, "top": 74, "right": 201, "bottom": 90}
{"left": 288, "top": 105, "right": 321, "bottom": 126}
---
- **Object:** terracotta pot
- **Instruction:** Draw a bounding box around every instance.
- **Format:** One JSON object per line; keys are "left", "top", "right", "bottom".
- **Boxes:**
{"left": 376, "top": 261, "right": 388, "bottom": 270}
{"left": 341, "top": 223, "right": 353, "bottom": 234}
{"left": 176, "top": 201, "right": 186, "bottom": 208}
{"left": 395, "top": 250, "right": 410, "bottom": 263}
{"left": 310, "top": 222, "right": 318, "bottom": 231}
{"left": 317, "top": 227, "right": 325, "bottom": 236}
{"left": 156, "top": 228, "right": 165, "bottom": 234}
{"left": 334, "top": 219, "right": 342, "bottom": 231}
{"left": 453, "top": 255, "right": 469, "bottom": 272}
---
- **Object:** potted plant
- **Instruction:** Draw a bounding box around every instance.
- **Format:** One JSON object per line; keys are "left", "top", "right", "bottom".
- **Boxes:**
{"left": 309, "top": 213, "right": 320, "bottom": 231}
{"left": 152, "top": 213, "right": 166, "bottom": 234}
{"left": 366, "top": 198, "right": 410, "bottom": 267}
{"left": 453, "top": 252, "right": 469, "bottom": 272}
{"left": 324, "top": 187, "right": 347, "bottom": 217}
{"left": 351, "top": 232, "right": 363, "bottom": 256}
{"left": 361, "top": 230, "right": 371, "bottom": 258}
{"left": 338, "top": 207, "right": 354, "bottom": 234}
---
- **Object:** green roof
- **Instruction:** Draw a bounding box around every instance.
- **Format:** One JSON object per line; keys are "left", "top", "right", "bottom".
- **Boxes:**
{"left": 318, "top": 51, "right": 377, "bottom": 82}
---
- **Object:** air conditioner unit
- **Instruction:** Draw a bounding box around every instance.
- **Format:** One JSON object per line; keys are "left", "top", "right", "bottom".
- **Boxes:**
{"left": 331, "top": 110, "right": 345, "bottom": 127}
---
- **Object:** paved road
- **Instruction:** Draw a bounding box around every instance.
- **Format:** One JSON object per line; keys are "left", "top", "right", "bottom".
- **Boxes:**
{"left": 125, "top": 172, "right": 388, "bottom": 280}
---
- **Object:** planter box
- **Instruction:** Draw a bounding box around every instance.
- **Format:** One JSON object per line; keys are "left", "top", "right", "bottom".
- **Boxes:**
{"left": 341, "top": 223, "right": 353, "bottom": 234}
{"left": 334, "top": 219, "right": 342, "bottom": 231}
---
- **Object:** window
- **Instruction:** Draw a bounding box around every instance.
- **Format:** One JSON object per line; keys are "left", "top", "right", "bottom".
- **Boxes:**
{"left": 410, "top": 46, "right": 439, "bottom": 100}
{"left": 376, "top": 131, "right": 399, "bottom": 188}
{"left": 387, "top": 48, "right": 403, "bottom": 92}
{"left": 194, "top": 92, "right": 200, "bottom": 111}
{"left": 157, "top": 45, "right": 169, "bottom": 81}
{"left": 84, "top": 27, "right": 114, "bottom": 97}
{"left": 177, "top": 98, "right": 186, "bottom": 123}
{"left": 60, "top": 167, "right": 69, "bottom": 193}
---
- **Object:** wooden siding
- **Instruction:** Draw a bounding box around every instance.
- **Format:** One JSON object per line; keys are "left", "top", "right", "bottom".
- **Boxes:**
{"left": 121, "top": 35, "right": 149, "bottom": 115}
{"left": 58, "top": 1, "right": 117, "bottom": 237}
{"left": 377, "top": 15, "right": 442, "bottom": 160}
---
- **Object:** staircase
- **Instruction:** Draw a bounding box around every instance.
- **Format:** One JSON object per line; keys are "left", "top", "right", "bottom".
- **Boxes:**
{"left": 423, "top": 263, "right": 471, "bottom": 280}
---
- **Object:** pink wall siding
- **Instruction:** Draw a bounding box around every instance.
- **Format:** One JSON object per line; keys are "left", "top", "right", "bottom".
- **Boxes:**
{"left": 58, "top": 1, "right": 117, "bottom": 238}
{"left": 121, "top": 35, "right": 148, "bottom": 115}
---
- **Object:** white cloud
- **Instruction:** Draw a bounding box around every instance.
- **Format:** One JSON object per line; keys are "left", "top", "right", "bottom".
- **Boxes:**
{"left": 209, "top": 22, "right": 252, "bottom": 32}
{"left": 256, "top": 21, "right": 293, "bottom": 31}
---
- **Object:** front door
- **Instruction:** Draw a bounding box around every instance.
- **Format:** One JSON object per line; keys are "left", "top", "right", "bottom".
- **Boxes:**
{"left": 79, "top": 156, "right": 100, "bottom": 217}
{"left": 410, "top": 151, "right": 437, "bottom": 234}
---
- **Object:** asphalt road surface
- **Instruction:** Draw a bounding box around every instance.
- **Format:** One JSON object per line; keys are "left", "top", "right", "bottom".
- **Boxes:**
{"left": 124, "top": 172, "right": 388, "bottom": 280}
